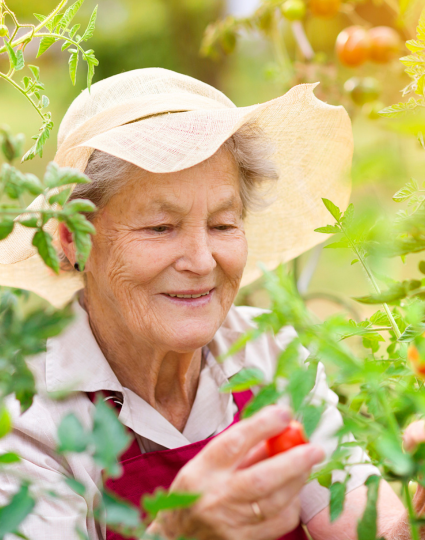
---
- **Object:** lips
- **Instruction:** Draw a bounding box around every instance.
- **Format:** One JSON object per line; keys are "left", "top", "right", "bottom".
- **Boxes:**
{"left": 160, "top": 288, "right": 215, "bottom": 304}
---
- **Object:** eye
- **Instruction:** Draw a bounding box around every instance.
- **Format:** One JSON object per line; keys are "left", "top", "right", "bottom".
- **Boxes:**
{"left": 149, "top": 226, "right": 170, "bottom": 233}
{"left": 214, "top": 225, "right": 234, "bottom": 231}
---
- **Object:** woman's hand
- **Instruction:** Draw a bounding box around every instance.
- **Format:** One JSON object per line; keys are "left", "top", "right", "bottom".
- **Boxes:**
{"left": 147, "top": 405, "right": 325, "bottom": 540}
{"left": 404, "top": 421, "right": 425, "bottom": 517}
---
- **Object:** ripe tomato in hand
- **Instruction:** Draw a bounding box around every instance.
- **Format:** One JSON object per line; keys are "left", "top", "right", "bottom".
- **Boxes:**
{"left": 267, "top": 420, "right": 308, "bottom": 457}
{"left": 310, "top": 0, "right": 341, "bottom": 18}
{"left": 368, "top": 26, "right": 400, "bottom": 63}
{"left": 336, "top": 26, "right": 370, "bottom": 67}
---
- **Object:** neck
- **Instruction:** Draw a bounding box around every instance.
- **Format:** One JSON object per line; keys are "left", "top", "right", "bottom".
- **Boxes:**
{"left": 82, "top": 292, "right": 202, "bottom": 432}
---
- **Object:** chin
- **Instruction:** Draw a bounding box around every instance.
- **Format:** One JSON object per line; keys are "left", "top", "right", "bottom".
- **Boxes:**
{"left": 164, "top": 324, "right": 218, "bottom": 353}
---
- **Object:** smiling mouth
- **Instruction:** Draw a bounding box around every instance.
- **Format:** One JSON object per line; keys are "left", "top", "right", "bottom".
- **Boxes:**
{"left": 167, "top": 291, "right": 211, "bottom": 299}
{"left": 161, "top": 289, "right": 215, "bottom": 301}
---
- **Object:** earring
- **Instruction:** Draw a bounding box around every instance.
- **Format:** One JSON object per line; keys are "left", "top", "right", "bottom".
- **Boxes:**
{"left": 74, "top": 262, "right": 81, "bottom": 272}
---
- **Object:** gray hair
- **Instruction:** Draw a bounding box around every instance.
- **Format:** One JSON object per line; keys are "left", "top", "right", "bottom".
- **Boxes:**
{"left": 70, "top": 123, "right": 278, "bottom": 219}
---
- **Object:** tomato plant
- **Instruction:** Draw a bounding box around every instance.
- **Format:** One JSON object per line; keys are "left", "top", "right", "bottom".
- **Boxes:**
{"left": 281, "top": 0, "right": 306, "bottom": 21}
{"left": 336, "top": 26, "right": 371, "bottom": 67}
{"left": 368, "top": 26, "right": 401, "bottom": 63}
{"left": 309, "top": 0, "right": 341, "bottom": 18}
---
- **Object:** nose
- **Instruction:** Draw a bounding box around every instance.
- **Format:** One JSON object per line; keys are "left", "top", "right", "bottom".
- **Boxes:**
{"left": 174, "top": 228, "right": 216, "bottom": 276}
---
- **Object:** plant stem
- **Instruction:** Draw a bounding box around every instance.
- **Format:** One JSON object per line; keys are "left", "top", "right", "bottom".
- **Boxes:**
{"left": 0, "top": 0, "right": 68, "bottom": 55}
{"left": 403, "top": 482, "right": 420, "bottom": 540}
{"left": 291, "top": 21, "right": 314, "bottom": 61}
{"left": 341, "top": 226, "right": 401, "bottom": 339}
{"left": 0, "top": 71, "right": 44, "bottom": 120}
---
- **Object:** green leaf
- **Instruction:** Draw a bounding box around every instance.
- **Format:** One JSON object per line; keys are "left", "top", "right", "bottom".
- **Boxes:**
{"left": 419, "top": 260, "right": 425, "bottom": 275}
{"left": 68, "top": 51, "right": 79, "bottom": 86}
{"left": 92, "top": 398, "right": 131, "bottom": 477}
{"left": 83, "top": 49, "right": 99, "bottom": 90}
{"left": 369, "top": 310, "right": 390, "bottom": 326}
{"left": 351, "top": 259, "right": 359, "bottom": 265}
{"left": 376, "top": 433, "right": 414, "bottom": 476}
{"left": 287, "top": 364, "right": 317, "bottom": 413}
{"left": 0, "top": 453, "right": 21, "bottom": 465}
{"left": 314, "top": 225, "right": 340, "bottom": 234}
{"left": 57, "top": 413, "right": 89, "bottom": 453}
{"left": 341, "top": 203, "right": 355, "bottom": 226}
{"left": 4, "top": 40, "right": 18, "bottom": 70}
{"left": 101, "top": 491, "right": 140, "bottom": 528}
{"left": 0, "top": 406, "right": 12, "bottom": 439}
{"left": 69, "top": 24, "right": 81, "bottom": 39}
{"left": 41, "top": 95, "right": 49, "bottom": 109}
{"left": 322, "top": 198, "right": 342, "bottom": 222}
{"left": 32, "top": 229, "right": 59, "bottom": 274}
{"left": 0, "top": 221, "right": 14, "bottom": 241}
{"left": 356, "top": 476, "right": 381, "bottom": 540}
{"left": 316, "top": 471, "right": 332, "bottom": 488}
{"left": 28, "top": 65, "right": 40, "bottom": 81}
{"left": 242, "top": 383, "right": 281, "bottom": 419}
{"left": 406, "top": 40, "right": 425, "bottom": 53}
{"left": 142, "top": 489, "right": 200, "bottom": 519}
{"left": 49, "top": 188, "right": 71, "bottom": 206}
{"left": 15, "top": 49, "right": 25, "bottom": 71}
{"left": 353, "top": 283, "right": 407, "bottom": 305}
{"left": 22, "top": 118, "right": 53, "bottom": 161}
{"left": 63, "top": 213, "right": 95, "bottom": 268}
{"left": 0, "top": 484, "right": 35, "bottom": 538}
{"left": 301, "top": 404, "right": 325, "bottom": 439}
{"left": 324, "top": 239, "right": 350, "bottom": 249}
{"left": 64, "top": 199, "right": 96, "bottom": 214}
{"left": 44, "top": 162, "right": 90, "bottom": 188}
{"left": 329, "top": 481, "right": 346, "bottom": 522}
{"left": 36, "top": 36, "right": 56, "bottom": 58}
{"left": 398, "top": 323, "right": 425, "bottom": 343}
{"left": 65, "top": 478, "right": 86, "bottom": 496}
{"left": 58, "top": 0, "right": 85, "bottom": 31}
{"left": 393, "top": 180, "right": 419, "bottom": 202}
{"left": 220, "top": 368, "right": 265, "bottom": 393}
{"left": 379, "top": 98, "right": 418, "bottom": 118}
{"left": 81, "top": 5, "right": 98, "bottom": 41}
{"left": 33, "top": 13, "right": 47, "bottom": 24}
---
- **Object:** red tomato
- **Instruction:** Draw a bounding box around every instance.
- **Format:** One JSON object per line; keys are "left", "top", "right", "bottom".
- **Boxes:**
{"left": 368, "top": 26, "right": 400, "bottom": 63}
{"left": 336, "top": 26, "right": 371, "bottom": 67}
{"left": 266, "top": 420, "right": 308, "bottom": 457}
{"left": 310, "top": 0, "right": 341, "bottom": 18}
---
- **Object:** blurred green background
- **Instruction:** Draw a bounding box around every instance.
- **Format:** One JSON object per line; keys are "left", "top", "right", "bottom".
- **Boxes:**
{"left": 1, "top": 0, "right": 425, "bottom": 322}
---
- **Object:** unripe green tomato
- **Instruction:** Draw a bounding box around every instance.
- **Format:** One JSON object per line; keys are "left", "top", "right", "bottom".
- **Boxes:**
{"left": 0, "top": 405, "right": 12, "bottom": 439}
{"left": 365, "top": 100, "right": 385, "bottom": 120}
{"left": 281, "top": 0, "right": 306, "bottom": 21}
{"left": 344, "top": 76, "right": 381, "bottom": 106}
{"left": 0, "top": 24, "right": 9, "bottom": 38}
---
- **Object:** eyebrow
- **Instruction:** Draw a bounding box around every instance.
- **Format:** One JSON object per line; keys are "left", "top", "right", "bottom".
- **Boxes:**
{"left": 150, "top": 195, "right": 241, "bottom": 215}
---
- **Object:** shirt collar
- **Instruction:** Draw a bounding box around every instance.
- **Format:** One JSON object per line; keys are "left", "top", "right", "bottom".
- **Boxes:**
{"left": 45, "top": 301, "right": 247, "bottom": 394}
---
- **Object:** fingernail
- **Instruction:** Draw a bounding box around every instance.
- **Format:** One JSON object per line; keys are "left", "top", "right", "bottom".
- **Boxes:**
{"left": 276, "top": 407, "right": 291, "bottom": 423}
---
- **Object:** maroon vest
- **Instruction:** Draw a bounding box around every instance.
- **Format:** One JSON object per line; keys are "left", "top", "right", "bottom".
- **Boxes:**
{"left": 89, "top": 390, "right": 307, "bottom": 540}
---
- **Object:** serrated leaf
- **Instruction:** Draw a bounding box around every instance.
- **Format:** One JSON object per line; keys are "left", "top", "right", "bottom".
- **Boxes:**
{"left": 142, "top": 489, "right": 200, "bottom": 519}
{"left": 28, "top": 65, "right": 40, "bottom": 80}
{"left": 324, "top": 239, "right": 350, "bottom": 249}
{"left": 64, "top": 199, "right": 96, "bottom": 214}
{"left": 36, "top": 36, "right": 56, "bottom": 58}
{"left": 379, "top": 98, "right": 418, "bottom": 118}
{"left": 32, "top": 229, "right": 59, "bottom": 273}
{"left": 101, "top": 491, "right": 140, "bottom": 528}
{"left": 58, "top": 0, "right": 85, "bottom": 31}
{"left": 49, "top": 188, "right": 71, "bottom": 206}
{"left": 220, "top": 368, "right": 265, "bottom": 393}
{"left": 0, "top": 453, "right": 21, "bottom": 465}
{"left": 19, "top": 218, "right": 39, "bottom": 229}
{"left": 0, "top": 484, "right": 35, "bottom": 538}
{"left": 69, "top": 23, "right": 81, "bottom": 39}
{"left": 330, "top": 481, "right": 346, "bottom": 522}
{"left": 68, "top": 51, "right": 79, "bottom": 86}
{"left": 314, "top": 225, "right": 340, "bottom": 234}
{"left": 322, "top": 198, "right": 342, "bottom": 222}
{"left": 398, "top": 324, "right": 425, "bottom": 342}
{"left": 65, "top": 478, "right": 86, "bottom": 496}
{"left": 354, "top": 283, "right": 407, "bottom": 305}
{"left": 41, "top": 95, "right": 49, "bottom": 109}
{"left": 242, "top": 383, "right": 281, "bottom": 419}
{"left": 22, "top": 119, "right": 53, "bottom": 161}
{"left": 356, "top": 476, "right": 381, "bottom": 540}
{"left": 57, "top": 413, "right": 88, "bottom": 453}
{"left": 393, "top": 180, "right": 419, "bottom": 202}
{"left": 15, "top": 49, "right": 25, "bottom": 71}
{"left": 81, "top": 5, "right": 98, "bottom": 41}
{"left": 44, "top": 162, "right": 91, "bottom": 188}
{"left": 416, "top": 75, "right": 425, "bottom": 97}
{"left": 301, "top": 404, "right": 325, "bottom": 438}
{"left": 61, "top": 41, "right": 71, "bottom": 51}
{"left": 369, "top": 310, "right": 390, "bottom": 326}
{"left": 83, "top": 49, "right": 99, "bottom": 90}
{"left": 4, "top": 40, "right": 18, "bottom": 70}
{"left": 33, "top": 13, "right": 47, "bottom": 25}
{"left": 0, "top": 221, "right": 14, "bottom": 240}
{"left": 406, "top": 40, "right": 425, "bottom": 53}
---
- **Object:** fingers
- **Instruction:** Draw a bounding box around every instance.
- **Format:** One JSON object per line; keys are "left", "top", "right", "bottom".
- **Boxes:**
{"left": 197, "top": 405, "right": 292, "bottom": 469}
{"left": 253, "top": 476, "right": 308, "bottom": 520}
{"left": 233, "top": 443, "right": 324, "bottom": 501}
{"left": 238, "top": 441, "right": 269, "bottom": 469}
{"left": 247, "top": 497, "right": 302, "bottom": 540}
{"left": 413, "top": 484, "right": 425, "bottom": 514}
{"left": 403, "top": 420, "right": 425, "bottom": 452}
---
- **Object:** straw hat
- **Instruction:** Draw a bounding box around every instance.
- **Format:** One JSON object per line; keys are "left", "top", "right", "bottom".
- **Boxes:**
{"left": 0, "top": 68, "right": 352, "bottom": 308}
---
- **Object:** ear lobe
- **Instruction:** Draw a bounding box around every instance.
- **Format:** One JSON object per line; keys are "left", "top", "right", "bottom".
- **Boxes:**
{"left": 58, "top": 222, "right": 75, "bottom": 262}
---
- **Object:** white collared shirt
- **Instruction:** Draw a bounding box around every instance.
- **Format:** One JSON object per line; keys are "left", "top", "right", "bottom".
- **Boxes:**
{"left": 0, "top": 302, "right": 378, "bottom": 540}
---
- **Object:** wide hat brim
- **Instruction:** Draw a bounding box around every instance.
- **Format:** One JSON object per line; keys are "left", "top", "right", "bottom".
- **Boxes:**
{"left": 0, "top": 75, "right": 352, "bottom": 308}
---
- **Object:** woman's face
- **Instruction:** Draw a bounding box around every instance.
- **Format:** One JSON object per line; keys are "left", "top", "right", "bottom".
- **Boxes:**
{"left": 80, "top": 148, "right": 247, "bottom": 352}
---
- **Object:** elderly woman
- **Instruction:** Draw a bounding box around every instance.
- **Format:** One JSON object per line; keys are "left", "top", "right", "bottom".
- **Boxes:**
{"left": 0, "top": 68, "right": 418, "bottom": 540}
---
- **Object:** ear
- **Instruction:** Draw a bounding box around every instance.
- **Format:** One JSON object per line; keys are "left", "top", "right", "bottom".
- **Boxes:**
{"left": 58, "top": 222, "right": 76, "bottom": 266}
